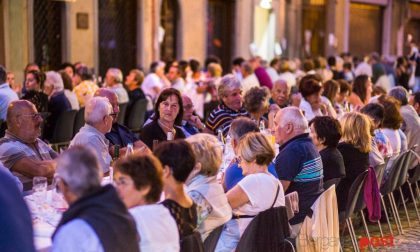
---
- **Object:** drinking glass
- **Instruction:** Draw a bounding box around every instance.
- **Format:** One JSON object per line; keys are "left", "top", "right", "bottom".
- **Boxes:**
{"left": 33, "top": 176, "right": 48, "bottom": 204}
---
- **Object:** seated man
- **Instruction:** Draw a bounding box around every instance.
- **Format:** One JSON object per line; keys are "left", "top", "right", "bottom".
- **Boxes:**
{"left": 410, "top": 91, "right": 420, "bottom": 116}
{"left": 70, "top": 97, "right": 113, "bottom": 173}
{"left": 270, "top": 79, "right": 290, "bottom": 108}
{"left": 273, "top": 107, "right": 323, "bottom": 236}
{"left": 205, "top": 75, "right": 248, "bottom": 136}
{"left": 105, "top": 68, "right": 129, "bottom": 104}
{"left": 223, "top": 117, "right": 278, "bottom": 191}
{"left": 181, "top": 95, "right": 205, "bottom": 137}
{"left": 52, "top": 145, "right": 139, "bottom": 252}
{"left": 95, "top": 88, "right": 149, "bottom": 157}
{"left": 0, "top": 100, "right": 56, "bottom": 190}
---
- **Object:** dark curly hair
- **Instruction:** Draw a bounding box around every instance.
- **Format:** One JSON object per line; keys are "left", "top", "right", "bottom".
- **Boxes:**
{"left": 243, "top": 86, "right": 270, "bottom": 113}
{"left": 114, "top": 153, "right": 163, "bottom": 203}
{"left": 309, "top": 116, "right": 342, "bottom": 148}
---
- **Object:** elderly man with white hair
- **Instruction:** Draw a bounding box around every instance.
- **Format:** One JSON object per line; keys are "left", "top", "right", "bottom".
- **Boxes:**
{"left": 273, "top": 107, "right": 323, "bottom": 237}
{"left": 52, "top": 145, "right": 139, "bottom": 252}
{"left": 105, "top": 68, "right": 129, "bottom": 104}
{"left": 43, "top": 71, "right": 72, "bottom": 141}
{"left": 70, "top": 97, "right": 113, "bottom": 173}
{"left": 205, "top": 74, "right": 249, "bottom": 136}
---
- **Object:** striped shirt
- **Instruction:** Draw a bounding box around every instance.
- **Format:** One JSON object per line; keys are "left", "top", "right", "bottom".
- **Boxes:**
{"left": 205, "top": 103, "right": 249, "bottom": 136}
{"left": 0, "top": 131, "right": 57, "bottom": 185}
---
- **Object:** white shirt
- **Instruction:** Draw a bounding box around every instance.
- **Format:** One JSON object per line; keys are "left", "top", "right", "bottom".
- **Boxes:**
{"left": 266, "top": 67, "right": 279, "bottom": 83}
{"left": 129, "top": 204, "right": 179, "bottom": 252}
{"left": 216, "top": 173, "right": 285, "bottom": 251}
{"left": 382, "top": 128, "right": 402, "bottom": 156}
{"left": 110, "top": 84, "right": 129, "bottom": 104}
{"left": 64, "top": 89, "right": 80, "bottom": 110}
{"left": 278, "top": 72, "right": 297, "bottom": 89}
{"left": 241, "top": 74, "right": 260, "bottom": 95}
{"left": 142, "top": 73, "right": 164, "bottom": 101}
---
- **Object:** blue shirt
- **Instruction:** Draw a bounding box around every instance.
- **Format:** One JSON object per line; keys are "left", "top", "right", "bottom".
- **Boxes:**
{"left": 0, "top": 83, "right": 18, "bottom": 120}
{"left": 275, "top": 133, "right": 323, "bottom": 225}
{"left": 224, "top": 160, "right": 278, "bottom": 191}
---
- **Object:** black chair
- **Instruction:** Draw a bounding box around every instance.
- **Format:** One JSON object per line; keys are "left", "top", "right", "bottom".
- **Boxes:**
{"left": 125, "top": 99, "right": 148, "bottom": 132}
{"left": 49, "top": 110, "right": 78, "bottom": 149}
{"left": 0, "top": 119, "right": 6, "bottom": 138}
{"left": 236, "top": 206, "right": 292, "bottom": 252}
{"left": 323, "top": 178, "right": 341, "bottom": 190}
{"left": 73, "top": 107, "right": 85, "bottom": 137}
{"left": 203, "top": 225, "right": 223, "bottom": 252}
{"left": 341, "top": 170, "right": 369, "bottom": 252}
{"left": 117, "top": 103, "right": 128, "bottom": 125}
{"left": 379, "top": 152, "right": 408, "bottom": 235}
{"left": 180, "top": 231, "right": 204, "bottom": 252}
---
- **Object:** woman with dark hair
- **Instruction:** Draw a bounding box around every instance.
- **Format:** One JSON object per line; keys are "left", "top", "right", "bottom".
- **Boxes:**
{"left": 140, "top": 88, "right": 186, "bottom": 149}
{"left": 348, "top": 74, "right": 372, "bottom": 109}
{"left": 360, "top": 103, "right": 392, "bottom": 159}
{"left": 335, "top": 80, "right": 352, "bottom": 115}
{"left": 322, "top": 80, "right": 340, "bottom": 105}
{"left": 114, "top": 153, "right": 180, "bottom": 251}
{"left": 154, "top": 140, "right": 200, "bottom": 249}
{"left": 299, "top": 75, "right": 336, "bottom": 121}
{"left": 378, "top": 95, "right": 407, "bottom": 156}
{"left": 309, "top": 116, "right": 345, "bottom": 182}
{"left": 243, "top": 86, "right": 271, "bottom": 126}
{"left": 59, "top": 70, "right": 80, "bottom": 110}
{"left": 21, "top": 70, "right": 48, "bottom": 113}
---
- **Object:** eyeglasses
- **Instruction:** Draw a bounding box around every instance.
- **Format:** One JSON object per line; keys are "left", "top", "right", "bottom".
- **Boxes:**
{"left": 109, "top": 113, "right": 118, "bottom": 118}
{"left": 17, "top": 113, "right": 43, "bottom": 120}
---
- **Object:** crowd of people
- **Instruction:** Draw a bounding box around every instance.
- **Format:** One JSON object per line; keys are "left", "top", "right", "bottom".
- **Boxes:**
{"left": 1, "top": 45, "right": 420, "bottom": 251}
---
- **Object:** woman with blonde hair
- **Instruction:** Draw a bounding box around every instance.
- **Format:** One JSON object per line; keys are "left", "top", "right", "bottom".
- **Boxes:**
{"left": 215, "top": 132, "right": 285, "bottom": 251}
{"left": 185, "top": 133, "right": 232, "bottom": 241}
{"left": 336, "top": 112, "right": 371, "bottom": 211}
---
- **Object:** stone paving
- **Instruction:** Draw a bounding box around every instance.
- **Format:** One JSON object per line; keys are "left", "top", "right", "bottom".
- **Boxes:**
{"left": 342, "top": 201, "right": 420, "bottom": 251}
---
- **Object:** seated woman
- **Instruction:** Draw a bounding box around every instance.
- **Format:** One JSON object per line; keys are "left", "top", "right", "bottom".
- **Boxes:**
{"left": 360, "top": 103, "right": 393, "bottom": 167}
{"left": 140, "top": 88, "right": 185, "bottom": 149}
{"left": 43, "top": 71, "right": 72, "bottom": 141}
{"left": 378, "top": 95, "right": 407, "bottom": 156}
{"left": 336, "top": 112, "right": 371, "bottom": 212}
{"left": 309, "top": 116, "right": 345, "bottom": 182}
{"left": 114, "top": 153, "right": 180, "bottom": 252}
{"left": 299, "top": 75, "right": 337, "bottom": 121}
{"left": 153, "top": 140, "right": 199, "bottom": 245}
{"left": 335, "top": 80, "right": 352, "bottom": 116}
{"left": 21, "top": 70, "right": 48, "bottom": 113}
{"left": 243, "top": 86, "right": 270, "bottom": 127}
{"left": 215, "top": 132, "right": 285, "bottom": 251}
{"left": 348, "top": 74, "right": 373, "bottom": 110}
{"left": 185, "top": 133, "right": 232, "bottom": 241}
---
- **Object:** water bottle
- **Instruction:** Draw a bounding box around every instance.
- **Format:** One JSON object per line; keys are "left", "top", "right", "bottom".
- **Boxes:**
{"left": 259, "top": 120, "right": 266, "bottom": 134}
{"left": 217, "top": 129, "right": 225, "bottom": 145}
{"left": 126, "top": 143, "right": 134, "bottom": 157}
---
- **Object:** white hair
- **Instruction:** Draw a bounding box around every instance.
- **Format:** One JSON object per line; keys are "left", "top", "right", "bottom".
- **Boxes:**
{"left": 84, "top": 96, "right": 112, "bottom": 124}
{"left": 218, "top": 74, "right": 242, "bottom": 97}
{"left": 45, "top": 71, "right": 64, "bottom": 93}
{"left": 57, "top": 145, "right": 102, "bottom": 197}
{"left": 278, "top": 106, "right": 308, "bottom": 130}
{"left": 107, "top": 68, "right": 123, "bottom": 83}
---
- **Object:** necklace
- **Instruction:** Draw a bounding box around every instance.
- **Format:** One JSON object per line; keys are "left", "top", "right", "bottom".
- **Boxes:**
{"left": 158, "top": 119, "right": 176, "bottom": 137}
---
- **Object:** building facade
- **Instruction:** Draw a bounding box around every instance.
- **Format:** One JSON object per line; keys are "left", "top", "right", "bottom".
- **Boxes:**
{"left": 0, "top": 0, "right": 419, "bottom": 83}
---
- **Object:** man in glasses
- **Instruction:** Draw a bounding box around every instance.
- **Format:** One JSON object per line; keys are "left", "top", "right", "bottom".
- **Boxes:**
{"left": 0, "top": 100, "right": 57, "bottom": 190}
{"left": 95, "top": 88, "right": 149, "bottom": 158}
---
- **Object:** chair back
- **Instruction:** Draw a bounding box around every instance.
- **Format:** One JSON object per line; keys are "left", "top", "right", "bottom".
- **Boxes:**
{"left": 117, "top": 103, "right": 128, "bottom": 125}
{"left": 380, "top": 152, "right": 407, "bottom": 195}
{"left": 180, "top": 231, "right": 204, "bottom": 252}
{"left": 396, "top": 151, "right": 414, "bottom": 188}
{"left": 73, "top": 107, "right": 85, "bottom": 137}
{"left": 374, "top": 163, "right": 386, "bottom": 188}
{"left": 344, "top": 170, "right": 368, "bottom": 219}
{"left": 50, "top": 110, "right": 77, "bottom": 144}
{"left": 126, "top": 99, "right": 148, "bottom": 131}
{"left": 0, "top": 119, "right": 6, "bottom": 138}
{"left": 236, "top": 206, "right": 292, "bottom": 252}
{"left": 203, "top": 225, "right": 223, "bottom": 252}
{"left": 323, "top": 178, "right": 341, "bottom": 190}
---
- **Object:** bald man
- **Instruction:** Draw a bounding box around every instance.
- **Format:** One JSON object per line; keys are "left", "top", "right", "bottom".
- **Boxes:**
{"left": 95, "top": 88, "right": 149, "bottom": 158}
{"left": 0, "top": 100, "right": 56, "bottom": 190}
